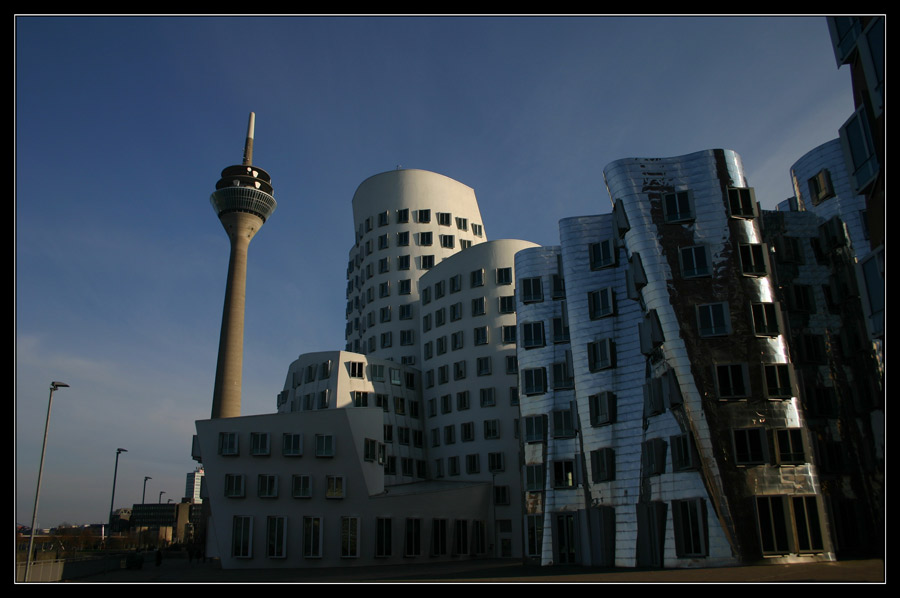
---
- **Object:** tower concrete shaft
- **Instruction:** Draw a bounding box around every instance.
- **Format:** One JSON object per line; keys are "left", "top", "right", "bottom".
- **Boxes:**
{"left": 209, "top": 113, "right": 277, "bottom": 419}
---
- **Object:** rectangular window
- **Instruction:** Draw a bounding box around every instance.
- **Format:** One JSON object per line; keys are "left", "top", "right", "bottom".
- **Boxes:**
{"left": 378, "top": 235, "right": 389, "bottom": 251}
{"left": 739, "top": 243, "right": 768, "bottom": 276}
{"left": 479, "top": 387, "right": 496, "bottom": 407}
{"left": 292, "top": 474, "right": 311, "bottom": 498}
{"left": 525, "top": 464, "right": 544, "bottom": 491}
{"left": 499, "top": 295, "right": 516, "bottom": 314}
{"left": 552, "top": 316, "right": 570, "bottom": 343}
{"left": 727, "top": 187, "right": 758, "bottom": 218}
{"left": 232, "top": 515, "right": 253, "bottom": 558}
{"left": 218, "top": 432, "right": 239, "bottom": 456}
{"left": 282, "top": 433, "right": 302, "bottom": 456}
{"left": 697, "top": 303, "right": 730, "bottom": 336}
{"left": 751, "top": 302, "right": 780, "bottom": 336}
{"left": 224, "top": 474, "right": 245, "bottom": 498}
{"left": 590, "top": 448, "right": 615, "bottom": 482}
{"left": 553, "top": 409, "right": 576, "bottom": 438}
{"left": 470, "top": 268, "right": 485, "bottom": 288}
{"left": 590, "top": 239, "right": 616, "bottom": 269}
{"left": 484, "top": 419, "right": 500, "bottom": 439}
{"left": 589, "top": 392, "right": 616, "bottom": 426}
{"left": 522, "top": 321, "right": 545, "bottom": 349}
{"left": 716, "top": 364, "right": 748, "bottom": 399}
{"left": 471, "top": 296, "right": 486, "bottom": 316}
{"left": 588, "top": 288, "right": 615, "bottom": 319}
{"left": 326, "top": 475, "right": 345, "bottom": 499}
{"left": 471, "top": 223, "right": 483, "bottom": 237}
{"left": 496, "top": 267, "right": 512, "bottom": 285}
{"left": 641, "top": 438, "right": 667, "bottom": 476}
{"left": 315, "top": 434, "right": 335, "bottom": 457}
{"left": 440, "top": 234, "right": 455, "bottom": 248}
{"left": 756, "top": 496, "right": 790, "bottom": 555}
{"left": 765, "top": 364, "right": 795, "bottom": 399}
{"left": 266, "top": 516, "right": 287, "bottom": 559}
{"left": 671, "top": 433, "right": 699, "bottom": 471}
{"left": 436, "top": 211, "right": 452, "bottom": 226}
{"left": 521, "top": 277, "right": 543, "bottom": 303}
{"left": 488, "top": 451, "right": 505, "bottom": 471}
{"left": 456, "top": 216, "right": 468, "bottom": 231}
{"left": 506, "top": 355, "right": 518, "bottom": 374}
{"left": 477, "top": 356, "right": 492, "bottom": 376}
{"left": 447, "top": 455, "right": 460, "bottom": 475}
{"left": 524, "top": 415, "right": 544, "bottom": 443}
{"left": 417, "top": 209, "right": 431, "bottom": 223}
{"left": 451, "top": 331, "right": 464, "bottom": 351}
{"left": 257, "top": 474, "right": 278, "bottom": 498}
{"left": 521, "top": 366, "right": 546, "bottom": 395}
{"left": 680, "top": 245, "right": 710, "bottom": 278}
{"left": 405, "top": 518, "right": 421, "bottom": 557}
{"left": 466, "top": 453, "right": 480, "bottom": 474}
{"left": 349, "top": 361, "right": 365, "bottom": 378}
{"left": 733, "top": 428, "right": 767, "bottom": 465}
{"left": 526, "top": 515, "right": 543, "bottom": 556}
{"left": 552, "top": 361, "right": 574, "bottom": 389}
{"left": 432, "top": 519, "right": 448, "bottom": 556}
{"left": 553, "top": 460, "right": 576, "bottom": 488}
{"left": 672, "top": 499, "right": 708, "bottom": 557}
{"left": 340, "top": 516, "right": 360, "bottom": 558}
{"left": 588, "top": 338, "right": 615, "bottom": 371}
{"left": 493, "top": 485, "right": 510, "bottom": 505}
{"left": 303, "top": 516, "right": 322, "bottom": 558}
{"left": 663, "top": 190, "right": 693, "bottom": 222}
{"left": 250, "top": 432, "right": 270, "bottom": 456}
{"left": 473, "top": 326, "right": 488, "bottom": 345}
{"left": 453, "top": 360, "right": 466, "bottom": 381}
{"left": 774, "top": 428, "right": 806, "bottom": 464}
{"left": 421, "top": 255, "right": 434, "bottom": 269}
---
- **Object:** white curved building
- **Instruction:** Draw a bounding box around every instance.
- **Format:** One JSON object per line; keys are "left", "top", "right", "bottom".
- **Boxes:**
{"left": 345, "top": 169, "right": 488, "bottom": 361}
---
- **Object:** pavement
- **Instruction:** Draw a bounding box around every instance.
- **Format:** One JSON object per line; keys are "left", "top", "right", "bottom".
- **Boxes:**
{"left": 64, "top": 553, "right": 885, "bottom": 583}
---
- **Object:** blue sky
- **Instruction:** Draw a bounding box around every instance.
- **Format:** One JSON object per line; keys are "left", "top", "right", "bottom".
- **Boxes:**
{"left": 16, "top": 15, "right": 854, "bottom": 527}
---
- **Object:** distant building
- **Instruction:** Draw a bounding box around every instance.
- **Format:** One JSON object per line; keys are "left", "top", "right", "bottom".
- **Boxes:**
{"left": 185, "top": 467, "right": 204, "bottom": 503}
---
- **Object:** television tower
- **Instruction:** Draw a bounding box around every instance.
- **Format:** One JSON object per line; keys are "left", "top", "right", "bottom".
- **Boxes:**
{"left": 209, "top": 113, "right": 277, "bottom": 419}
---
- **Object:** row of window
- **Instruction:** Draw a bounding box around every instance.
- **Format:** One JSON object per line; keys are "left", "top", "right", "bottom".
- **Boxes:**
{"left": 426, "top": 386, "right": 511, "bottom": 413}
{"left": 351, "top": 393, "right": 420, "bottom": 417}
{"left": 661, "top": 187, "right": 758, "bottom": 225}
{"left": 360, "top": 208, "right": 482, "bottom": 234}
{"left": 233, "top": 514, "right": 487, "bottom": 560}
{"left": 421, "top": 268, "right": 512, "bottom": 306}
{"left": 225, "top": 472, "right": 344, "bottom": 500}
{"left": 521, "top": 427, "right": 805, "bottom": 491}
{"left": 218, "top": 432, "right": 334, "bottom": 458}
{"left": 432, "top": 451, "right": 506, "bottom": 477}
{"left": 347, "top": 362, "right": 416, "bottom": 388}
{"left": 430, "top": 419, "right": 503, "bottom": 446}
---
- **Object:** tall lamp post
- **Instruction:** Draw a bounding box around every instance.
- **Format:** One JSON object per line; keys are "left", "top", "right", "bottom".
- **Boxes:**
{"left": 24, "top": 381, "right": 69, "bottom": 583}
{"left": 108, "top": 448, "right": 127, "bottom": 535}
{"left": 159, "top": 491, "right": 166, "bottom": 504}
{"left": 142, "top": 476, "right": 152, "bottom": 504}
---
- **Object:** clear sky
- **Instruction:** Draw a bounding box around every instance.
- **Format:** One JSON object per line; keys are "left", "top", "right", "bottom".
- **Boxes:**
{"left": 16, "top": 15, "right": 854, "bottom": 528}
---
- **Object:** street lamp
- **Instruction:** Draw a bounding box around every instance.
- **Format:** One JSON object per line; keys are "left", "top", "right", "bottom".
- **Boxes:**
{"left": 159, "top": 491, "right": 166, "bottom": 504}
{"left": 108, "top": 448, "right": 127, "bottom": 534}
{"left": 142, "top": 477, "right": 152, "bottom": 504}
{"left": 24, "top": 381, "right": 69, "bottom": 583}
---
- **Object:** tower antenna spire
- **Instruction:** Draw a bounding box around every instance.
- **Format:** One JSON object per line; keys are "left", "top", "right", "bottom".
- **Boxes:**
{"left": 242, "top": 112, "right": 255, "bottom": 166}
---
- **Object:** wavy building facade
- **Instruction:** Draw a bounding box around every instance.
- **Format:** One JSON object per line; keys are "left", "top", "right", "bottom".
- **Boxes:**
{"left": 194, "top": 153, "right": 880, "bottom": 569}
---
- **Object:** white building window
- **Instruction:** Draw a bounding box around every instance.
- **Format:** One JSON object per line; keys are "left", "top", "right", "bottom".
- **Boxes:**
{"left": 232, "top": 515, "right": 253, "bottom": 558}
{"left": 257, "top": 474, "right": 278, "bottom": 498}
{"left": 315, "top": 434, "right": 335, "bottom": 457}
{"left": 266, "top": 516, "right": 287, "bottom": 559}
{"left": 282, "top": 433, "right": 302, "bottom": 456}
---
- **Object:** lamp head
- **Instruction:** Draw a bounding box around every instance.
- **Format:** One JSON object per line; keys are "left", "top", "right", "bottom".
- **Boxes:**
{"left": 50, "top": 381, "right": 69, "bottom": 391}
